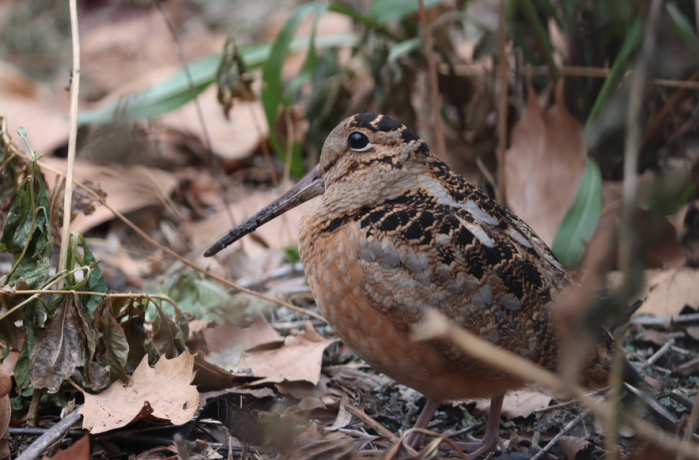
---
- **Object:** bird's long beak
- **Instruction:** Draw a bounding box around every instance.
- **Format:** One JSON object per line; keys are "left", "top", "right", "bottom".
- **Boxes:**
{"left": 204, "top": 166, "right": 325, "bottom": 257}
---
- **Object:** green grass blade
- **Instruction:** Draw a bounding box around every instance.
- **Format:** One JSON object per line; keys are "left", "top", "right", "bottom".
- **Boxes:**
{"left": 666, "top": 3, "right": 699, "bottom": 49}
{"left": 329, "top": 2, "right": 401, "bottom": 41}
{"left": 78, "top": 33, "right": 356, "bottom": 125}
{"left": 262, "top": 3, "right": 326, "bottom": 176}
{"left": 388, "top": 37, "right": 421, "bottom": 63}
{"left": 585, "top": 19, "right": 643, "bottom": 131}
{"left": 552, "top": 157, "right": 603, "bottom": 267}
{"left": 369, "top": 0, "right": 451, "bottom": 24}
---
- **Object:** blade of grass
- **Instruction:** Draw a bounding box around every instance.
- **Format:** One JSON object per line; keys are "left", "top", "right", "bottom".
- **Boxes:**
{"left": 78, "top": 34, "right": 356, "bottom": 125}
{"left": 262, "top": 3, "right": 326, "bottom": 176}
{"left": 519, "top": 0, "right": 560, "bottom": 80}
{"left": 369, "top": 0, "right": 450, "bottom": 24}
{"left": 666, "top": 2, "right": 699, "bottom": 49}
{"left": 552, "top": 157, "right": 602, "bottom": 267}
{"left": 585, "top": 19, "right": 643, "bottom": 132}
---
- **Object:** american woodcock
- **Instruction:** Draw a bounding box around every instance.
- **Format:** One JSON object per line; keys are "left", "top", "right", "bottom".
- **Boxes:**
{"left": 205, "top": 113, "right": 643, "bottom": 458}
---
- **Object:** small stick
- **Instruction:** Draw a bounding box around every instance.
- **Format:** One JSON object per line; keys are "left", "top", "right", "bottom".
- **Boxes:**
{"left": 531, "top": 410, "right": 590, "bottom": 460}
{"left": 152, "top": 0, "right": 238, "bottom": 231}
{"left": 15, "top": 153, "right": 328, "bottom": 324}
{"left": 417, "top": 0, "right": 447, "bottom": 160}
{"left": 676, "top": 390, "right": 699, "bottom": 460}
{"left": 343, "top": 403, "right": 418, "bottom": 456}
{"left": 630, "top": 313, "right": 699, "bottom": 325}
{"left": 15, "top": 407, "right": 83, "bottom": 460}
{"left": 641, "top": 338, "right": 676, "bottom": 369}
{"left": 444, "top": 420, "right": 484, "bottom": 438}
{"left": 605, "top": 334, "right": 625, "bottom": 460}
{"left": 496, "top": 0, "right": 508, "bottom": 205}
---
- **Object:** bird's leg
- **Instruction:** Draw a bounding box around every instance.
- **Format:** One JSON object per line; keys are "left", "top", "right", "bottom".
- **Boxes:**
{"left": 450, "top": 394, "right": 505, "bottom": 458}
{"left": 404, "top": 399, "right": 441, "bottom": 447}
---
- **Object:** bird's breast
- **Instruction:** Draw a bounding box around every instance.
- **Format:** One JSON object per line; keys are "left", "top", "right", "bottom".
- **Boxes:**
{"left": 297, "top": 211, "right": 522, "bottom": 401}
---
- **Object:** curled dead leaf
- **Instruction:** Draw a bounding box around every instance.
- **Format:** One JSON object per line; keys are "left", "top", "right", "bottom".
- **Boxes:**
{"left": 558, "top": 435, "right": 593, "bottom": 460}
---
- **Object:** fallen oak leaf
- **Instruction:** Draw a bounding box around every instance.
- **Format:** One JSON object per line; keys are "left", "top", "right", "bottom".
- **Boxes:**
{"left": 79, "top": 352, "right": 199, "bottom": 434}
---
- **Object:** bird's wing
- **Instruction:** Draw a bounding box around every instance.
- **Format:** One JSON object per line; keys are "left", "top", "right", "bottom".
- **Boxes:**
{"left": 355, "top": 158, "right": 573, "bottom": 371}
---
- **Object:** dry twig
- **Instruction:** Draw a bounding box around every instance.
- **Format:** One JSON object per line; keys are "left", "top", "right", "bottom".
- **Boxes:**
{"left": 15, "top": 153, "right": 328, "bottom": 324}
{"left": 531, "top": 410, "right": 590, "bottom": 460}
{"left": 496, "top": 0, "right": 507, "bottom": 204}
{"left": 417, "top": 0, "right": 446, "bottom": 160}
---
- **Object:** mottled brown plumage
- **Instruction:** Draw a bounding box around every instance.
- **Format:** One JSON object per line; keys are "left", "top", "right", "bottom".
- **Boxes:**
{"left": 206, "top": 113, "right": 629, "bottom": 457}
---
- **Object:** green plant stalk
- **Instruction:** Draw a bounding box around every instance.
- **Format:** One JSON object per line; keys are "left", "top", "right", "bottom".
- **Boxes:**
{"left": 0, "top": 265, "right": 93, "bottom": 323}
{"left": 585, "top": 19, "right": 643, "bottom": 130}
{"left": 519, "top": 0, "right": 561, "bottom": 80}
{"left": 5, "top": 174, "right": 37, "bottom": 283}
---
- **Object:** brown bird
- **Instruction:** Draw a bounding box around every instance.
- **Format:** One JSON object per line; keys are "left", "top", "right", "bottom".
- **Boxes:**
{"left": 205, "top": 113, "right": 643, "bottom": 457}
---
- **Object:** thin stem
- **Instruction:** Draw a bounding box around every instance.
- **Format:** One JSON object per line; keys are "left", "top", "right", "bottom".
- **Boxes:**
{"left": 18, "top": 153, "right": 328, "bottom": 324}
{"left": 151, "top": 0, "right": 238, "bottom": 231}
{"left": 496, "top": 0, "right": 508, "bottom": 205}
{"left": 417, "top": 0, "right": 447, "bottom": 160}
{"left": 604, "top": 333, "right": 625, "bottom": 460}
{"left": 57, "top": 0, "right": 82, "bottom": 289}
{"left": 619, "top": 0, "right": 662, "bottom": 276}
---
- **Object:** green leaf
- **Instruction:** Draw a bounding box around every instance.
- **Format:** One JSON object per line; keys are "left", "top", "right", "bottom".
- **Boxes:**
{"left": 1, "top": 159, "right": 52, "bottom": 290}
{"left": 388, "top": 38, "right": 422, "bottom": 63}
{"left": 78, "top": 34, "right": 356, "bottom": 125}
{"left": 552, "top": 157, "right": 602, "bottom": 267}
{"left": 77, "top": 235, "right": 108, "bottom": 315}
{"left": 262, "top": 3, "right": 326, "bottom": 177}
{"left": 96, "top": 299, "right": 129, "bottom": 383}
{"left": 666, "top": 3, "right": 699, "bottom": 49}
{"left": 369, "top": 0, "right": 450, "bottom": 24}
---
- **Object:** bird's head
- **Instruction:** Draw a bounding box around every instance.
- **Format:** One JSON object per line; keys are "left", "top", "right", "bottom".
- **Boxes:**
{"left": 204, "top": 113, "right": 432, "bottom": 256}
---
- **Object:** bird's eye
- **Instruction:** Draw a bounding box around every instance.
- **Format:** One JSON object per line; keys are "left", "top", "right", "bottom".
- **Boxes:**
{"left": 348, "top": 132, "right": 371, "bottom": 152}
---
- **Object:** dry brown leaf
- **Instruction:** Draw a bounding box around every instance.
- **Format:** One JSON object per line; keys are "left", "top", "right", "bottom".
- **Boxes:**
{"left": 41, "top": 433, "right": 90, "bottom": 460}
{"left": 186, "top": 188, "right": 310, "bottom": 259}
{"left": 81, "top": 6, "right": 224, "bottom": 95}
{"left": 472, "top": 389, "right": 552, "bottom": 419}
{"left": 228, "top": 322, "right": 331, "bottom": 386}
{"left": 80, "top": 352, "right": 199, "bottom": 434}
{"left": 163, "top": 87, "right": 267, "bottom": 161}
{"left": 631, "top": 267, "right": 699, "bottom": 316}
{"left": 204, "top": 315, "right": 284, "bottom": 353}
{"left": 0, "top": 62, "right": 70, "bottom": 156}
{"left": 29, "top": 296, "right": 85, "bottom": 393}
{"left": 558, "top": 435, "right": 593, "bottom": 460}
{"left": 41, "top": 157, "right": 178, "bottom": 234}
{"left": 505, "top": 81, "right": 586, "bottom": 246}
